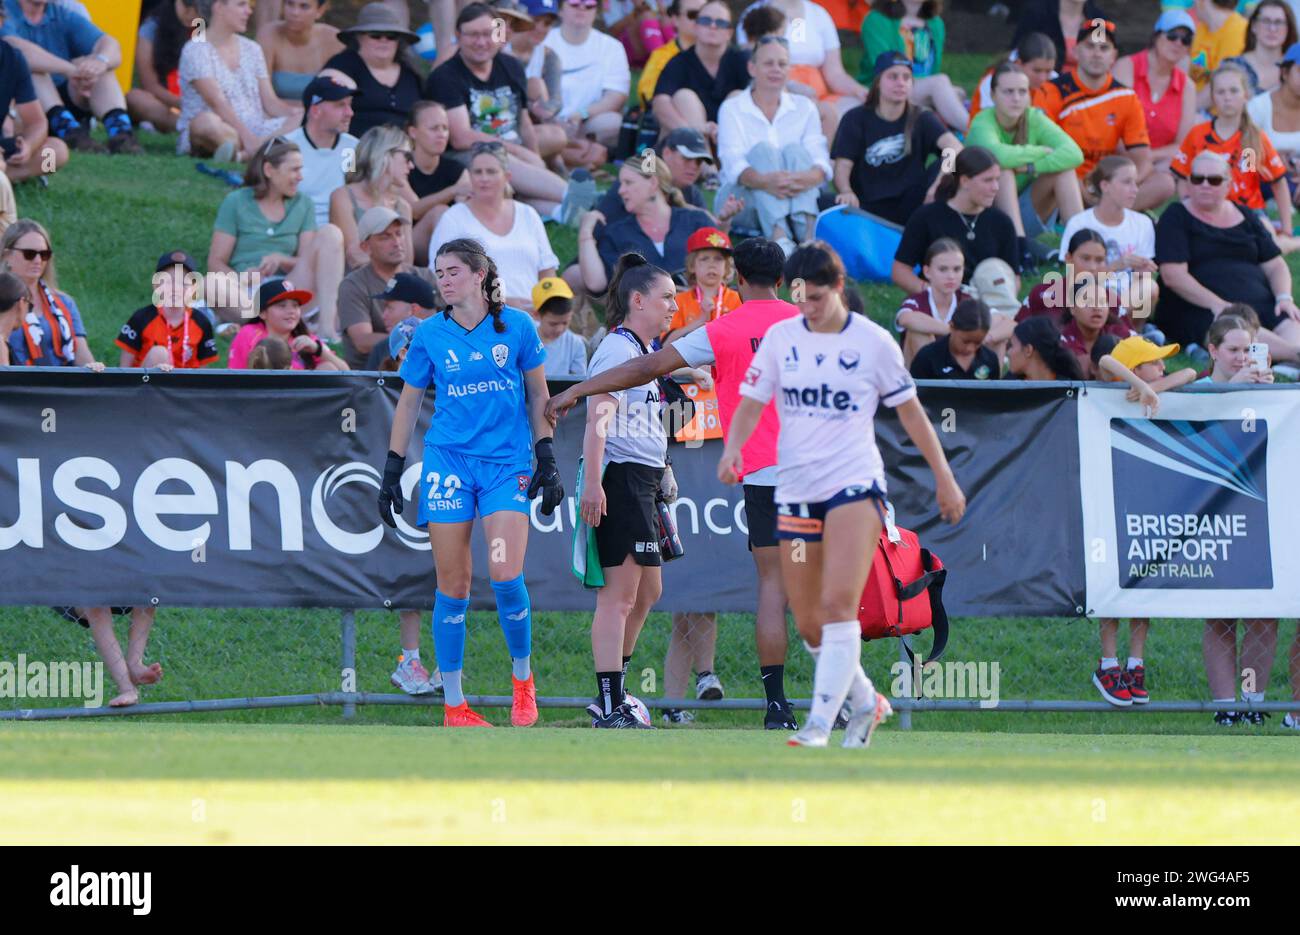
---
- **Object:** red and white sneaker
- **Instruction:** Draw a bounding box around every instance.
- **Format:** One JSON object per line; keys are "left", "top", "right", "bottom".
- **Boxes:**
{"left": 1124, "top": 665, "right": 1149, "bottom": 705}
{"left": 511, "top": 674, "right": 539, "bottom": 727}
{"left": 390, "top": 655, "right": 435, "bottom": 695}
{"left": 1092, "top": 663, "right": 1133, "bottom": 707}
{"left": 443, "top": 701, "right": 492, "bottom": 727}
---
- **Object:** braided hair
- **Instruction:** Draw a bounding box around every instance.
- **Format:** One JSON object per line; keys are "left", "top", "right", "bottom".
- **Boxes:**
{"left": 434, "top": 238, "right": 507, "bottom": 332}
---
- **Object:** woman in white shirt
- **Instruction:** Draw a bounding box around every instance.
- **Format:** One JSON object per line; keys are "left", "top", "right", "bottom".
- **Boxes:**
{"left": 737, "top": 0, "right": 866, "bottom": 138}
{"left": 428, "top": 142, "right": 559, "bottom": 311}
{"left": 1248, "top": 46, "right": 1300, "bottom": 198}
{"left": 716, "top": 37, "right": 831, "bottom": 252}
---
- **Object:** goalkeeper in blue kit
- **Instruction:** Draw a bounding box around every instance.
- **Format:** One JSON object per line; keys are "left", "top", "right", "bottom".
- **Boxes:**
{"left": 378, "top": 239, "right": 565, "bottom": 727}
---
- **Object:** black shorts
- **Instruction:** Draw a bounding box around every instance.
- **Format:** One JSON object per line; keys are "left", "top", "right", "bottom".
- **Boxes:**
{"left": 743, "top": 483, "right": 778, "bottom": 550}
{"left": 596, "top": 460, "right": 665, "bottom": 568}
{"left": 776, "top": 483, "right": 886, "bottom": 543}
{"left": 57, "top": 81, "right": 91, "bottom": 123}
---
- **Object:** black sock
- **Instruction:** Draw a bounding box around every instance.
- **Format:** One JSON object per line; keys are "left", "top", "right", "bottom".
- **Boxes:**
{"left": 621, "top": 655, "right": 631, "bottom": 683}
{"left": 597, "top": 671, "right": 623, "bottom": 716}
{"left": 46, "top": 105, "right": 79, "bottom": 138}
{"left": 760, "top": 665, "right": 787, "bottom": 706}
{"left": 103, "top": 107, "right": 132, "bottom": 137}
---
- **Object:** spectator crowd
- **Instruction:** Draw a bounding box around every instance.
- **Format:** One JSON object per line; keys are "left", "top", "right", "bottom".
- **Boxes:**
{"left": 1, "top": 0, "right": 1298, "bottom": 727}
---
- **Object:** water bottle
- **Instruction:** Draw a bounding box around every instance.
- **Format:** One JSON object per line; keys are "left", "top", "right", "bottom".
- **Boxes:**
{"left": 656, "top": 493, "right": 685, "bottom": 562}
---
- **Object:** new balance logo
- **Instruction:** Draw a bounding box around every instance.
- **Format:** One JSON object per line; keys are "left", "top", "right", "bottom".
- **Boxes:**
{"left": 506, "top": 609, "right": 529, "bottom": 621}
{"left": 442, "top": 613, "right": 466, "bottom": 625}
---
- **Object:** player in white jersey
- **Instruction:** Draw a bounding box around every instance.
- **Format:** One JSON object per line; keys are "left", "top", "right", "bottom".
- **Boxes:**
{"left": 718, "top": 242, "right": 966, "bottom": 748}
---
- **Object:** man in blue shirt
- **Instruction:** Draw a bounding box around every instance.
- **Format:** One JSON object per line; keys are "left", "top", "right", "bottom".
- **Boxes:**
{"left": 0, "top": 3, "right": 65, "bottom": 182}
{"left": 1, "top": 0, "right": 141, "bottom": 154}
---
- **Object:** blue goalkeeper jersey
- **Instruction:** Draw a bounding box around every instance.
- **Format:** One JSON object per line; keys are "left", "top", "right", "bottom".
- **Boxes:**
{"left": 399, "top": 305, "right": 546, "bottom": 464}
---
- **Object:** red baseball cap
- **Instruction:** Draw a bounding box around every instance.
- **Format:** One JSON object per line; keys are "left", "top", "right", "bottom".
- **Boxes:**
{"left": 685, "top": 227, "right": 732, "bottom": 254}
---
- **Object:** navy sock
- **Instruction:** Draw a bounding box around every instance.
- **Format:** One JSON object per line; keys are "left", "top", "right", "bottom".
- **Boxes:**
{"left": 103, "top": 108, "right": 133, "bottom": 137}
{"left": 46, "top": 106, "right": 80, "bottom": 138}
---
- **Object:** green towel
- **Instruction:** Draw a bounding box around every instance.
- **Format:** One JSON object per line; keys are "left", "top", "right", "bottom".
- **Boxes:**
{"left": 571, "top": 458, "right": 605, "bottom": 589}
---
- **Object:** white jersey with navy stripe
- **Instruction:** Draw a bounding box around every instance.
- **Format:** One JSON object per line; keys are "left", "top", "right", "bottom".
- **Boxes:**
{"left": 738, "top": 313, "right": 917, "bottom": 504}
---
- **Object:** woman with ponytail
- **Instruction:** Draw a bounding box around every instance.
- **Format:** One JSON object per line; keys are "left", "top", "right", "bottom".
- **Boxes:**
{"left": 579, "top": 252, "right": 679, "bottom": 728}
{"left": 1006, "top": 315, "right": 1085, "bottom": 380}
{"left": 892, "top": 145, "right": 1021, "bottom": 296}
{"left": 718, "top": 240, "right": 964, "bottom": 747}
{"left": 377, "top": 237, "right": 565, "bottom": 729}
{"left": 966, "top": 61, "right": 1083, "bottom": 247}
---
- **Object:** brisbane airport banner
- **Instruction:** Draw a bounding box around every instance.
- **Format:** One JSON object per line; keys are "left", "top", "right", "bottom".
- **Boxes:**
{"left": 0, "top": 370, "right": 1085, "bottom": 615}
{"left": 1079, "top": 384, "right": 1300, "bottom": 618}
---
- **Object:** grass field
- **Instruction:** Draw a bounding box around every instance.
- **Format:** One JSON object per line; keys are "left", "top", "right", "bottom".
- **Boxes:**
{"left": 2, "top": 722, "right": 1296, "bottom": 844}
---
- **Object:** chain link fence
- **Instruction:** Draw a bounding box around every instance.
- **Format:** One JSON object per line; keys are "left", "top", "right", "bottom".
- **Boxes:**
{"left": 2, "top": 604, "right": 1297, "bottom": 723}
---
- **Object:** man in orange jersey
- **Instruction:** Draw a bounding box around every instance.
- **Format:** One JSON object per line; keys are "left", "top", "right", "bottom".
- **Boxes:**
{"left": 1035, "top": 20, "right": 1176, "bottom": 211}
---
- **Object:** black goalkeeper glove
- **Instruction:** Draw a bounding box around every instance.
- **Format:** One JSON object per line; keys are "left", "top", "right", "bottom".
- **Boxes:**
{"left": 526, "top": 437, "right": 564, "bottom": 516}
{"left": 377, "top": 450, "right": 405, "bottom": 528}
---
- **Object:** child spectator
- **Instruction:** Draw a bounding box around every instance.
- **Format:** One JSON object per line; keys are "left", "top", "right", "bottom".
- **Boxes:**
{"left": 1196, "top": 314, "right": 1279, "bottom": 725}
{"left": 128, "top": 0, "right": 195, "bottom": 134}
{"left": 1053, "top": 229, "right": 1136, "bottom": 377}
{"left": 208, "top": 136, "right": 345, "bottom": 338}
{"left": 228, "top": 277, "right": 349, "bottom": 370}
{"left": 895, "top": 237, "right": 975, "bottom": 365}
{"left": 247, "top": 334, "right": 293, "bottom": 368}
{"left": 1, "top": 218, "right": 100, "bottom": 369}
{"left": 533, "top": 276, "right": 589, "bottom": 377}
{"left": 177, "top": 0, "right": 302, "bottom": 159}
{"left": 663, "top": 227, "right": 741, "bottom": 343}
{"left": 364, "top": 270, "right": 438, "bottom": 369}
{"left": 1172, "top": 63, "right": 1299, "bottom": 251}
{"left": 116, "top": 251, "right": 220, "bottom": 369}
{"left": 1094, "top": 333, "right": 1195, "bottom": 411}
{"left": 85, "top": 607, "right": 163, "bottom": 707}
{"left": 1006, "top": 315, "right": 1085, "bottom": 380}
{"left": 909, "top": 296, "right": 1000, "bottom": 380}
{"left": 1060, "top": 155, "right": 1160, "bottom": 325}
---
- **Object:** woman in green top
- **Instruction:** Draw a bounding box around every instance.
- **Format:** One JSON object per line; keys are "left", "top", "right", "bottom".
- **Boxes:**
{"left": 860, "top": 0, "right": 968, "bottom": 130}
{"left": 967, "top": 61, "right": 1084, "bottom": 248}
{"left": 207, "top": 136, "right": 345, "bottom": 339}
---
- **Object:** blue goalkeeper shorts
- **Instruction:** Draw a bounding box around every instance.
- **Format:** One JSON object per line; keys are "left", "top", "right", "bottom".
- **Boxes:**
{"left": 417, "top": 445, "right": 533, "bottom": 525}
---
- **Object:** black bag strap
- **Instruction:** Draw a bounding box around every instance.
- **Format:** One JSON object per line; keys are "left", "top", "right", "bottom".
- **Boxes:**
{"left": 892, "top": 547, "right": 950, "bottom": 665}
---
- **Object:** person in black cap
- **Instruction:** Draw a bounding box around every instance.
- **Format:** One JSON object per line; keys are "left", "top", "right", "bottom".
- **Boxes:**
{"left": 364, "top": 270, "right": 439, "bottom": 369}
{"left": 285, "top": 73, "right": 360, "bottom": 227}
{"left": 115, "top": 250, "right": 220, "bottom": 370}
{"left": 831, "top": 51, "right": 962, "bottom": 227}
{"left": 593, "top": 127, "right": 735, "bottom": 228}
{"left": 229, "top": 275, "right": 348, "bottom": 370}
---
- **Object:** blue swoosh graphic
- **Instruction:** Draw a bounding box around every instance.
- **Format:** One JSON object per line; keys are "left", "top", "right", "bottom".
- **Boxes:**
{"left": 1110, "top": 431, "right": 1265, "bottom": 501}
{"left": 1113, "top": 420, "right": 1263, "bottom": 500}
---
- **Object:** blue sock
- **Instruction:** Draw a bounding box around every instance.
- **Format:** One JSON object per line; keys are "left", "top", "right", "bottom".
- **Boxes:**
{"left": 432, "top": 590, "right": 469, "bottom": 705}
{"left": 103, "top": 108, "right": 133, "bottom": 138}
{"left": 491, "top": 574, "right": 532, "bottom": 680}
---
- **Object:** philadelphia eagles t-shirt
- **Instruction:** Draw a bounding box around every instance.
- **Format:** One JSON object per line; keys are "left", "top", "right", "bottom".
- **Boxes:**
{"left": 830, "top": 104, "right": 948, "bottom": 225}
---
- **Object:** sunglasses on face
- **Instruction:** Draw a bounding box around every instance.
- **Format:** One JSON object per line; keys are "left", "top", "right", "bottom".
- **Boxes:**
{"left": 1164, "top": 29, "right": 1193, "bottom": 45}
{"left": 696, "top": 15, "right": 732, "bottom": 29}
{"left": 756, "top": 35, "right": 790, "bottom": 48}
{"left": 566, "top": 0, "right": 598, "bottom": 8}
{"left": 10, "top": 247, "right": 51, "bottom": 261}
{"left": 1190, "top": 174, "right": 1226, "bottom": 186}
{"left": 471, "top": 140, "right": 506, "bottom": 154}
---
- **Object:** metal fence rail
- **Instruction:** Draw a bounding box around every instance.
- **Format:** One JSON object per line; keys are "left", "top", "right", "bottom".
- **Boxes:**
{"left": 2, "top": 606, "right": 1297, "bottom": 725}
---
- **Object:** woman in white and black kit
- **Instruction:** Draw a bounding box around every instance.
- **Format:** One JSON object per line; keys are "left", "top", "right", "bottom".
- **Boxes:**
{"left": 719, "top": 242, "right": 966, "bottom": 748}
{"left": 581, "top": 253, "right": 679, "bottom": 728}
